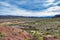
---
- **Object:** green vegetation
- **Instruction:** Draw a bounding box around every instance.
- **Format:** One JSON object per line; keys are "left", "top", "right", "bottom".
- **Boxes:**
{"left": 31, "top": 31, "right": 43, "bottom": 40}
{"left": 0, "top": 32, "right": 5, "bottom": 40}
{"left": 0, "top": 18, "right": 60, "bottom": 40}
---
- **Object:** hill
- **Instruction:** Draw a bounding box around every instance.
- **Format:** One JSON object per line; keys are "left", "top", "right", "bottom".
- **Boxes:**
{"left": 0, "top": 15, "right": 53, "bottom": 19}
{"left": 53, "top": 15, "right": 60, "bottom": 18}
{"left": 0, "top": 26, "right": 33, "bottom": 40}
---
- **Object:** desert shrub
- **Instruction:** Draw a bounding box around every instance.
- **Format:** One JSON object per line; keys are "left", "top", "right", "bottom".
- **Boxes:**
{"left": 0, "top": 32, "right": 5, "bottom": 40}
{"left": 30, "top": 31, "right": 43, "bottom": 40}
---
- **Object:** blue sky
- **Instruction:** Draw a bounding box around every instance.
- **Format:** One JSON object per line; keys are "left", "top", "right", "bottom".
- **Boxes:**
{"left": 0, "top": 0, "right": 60, "bottom": 17}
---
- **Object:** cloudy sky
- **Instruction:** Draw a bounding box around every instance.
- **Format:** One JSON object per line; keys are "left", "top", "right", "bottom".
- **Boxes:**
{"left": 0, "top": 0, "right": 60, "bottom": 17}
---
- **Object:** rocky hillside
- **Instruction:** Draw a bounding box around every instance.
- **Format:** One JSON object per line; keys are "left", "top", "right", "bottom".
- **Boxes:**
{"left": 0, "top": 26, "right": 33, "bottom": 40}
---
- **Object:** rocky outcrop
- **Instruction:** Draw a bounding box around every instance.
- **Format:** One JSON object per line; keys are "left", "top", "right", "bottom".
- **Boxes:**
{"left": 43, "top": 35, "right": 60, "bottom": 40}
{"left": 0, "top": 26, "right": 33, "bottom": 40}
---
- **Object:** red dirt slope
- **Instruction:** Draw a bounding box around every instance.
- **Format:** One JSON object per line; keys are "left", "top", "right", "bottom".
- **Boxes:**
{"left": 0, "top": 26, "right": 33, "bottom": 40}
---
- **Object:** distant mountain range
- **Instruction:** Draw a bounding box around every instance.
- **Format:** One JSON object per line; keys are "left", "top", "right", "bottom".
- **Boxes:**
{"left": 0, "top": 15, "right": 60, "bottom": 19}
{"left": 0, "top": 15, "right": 25, "bottom": 19}
{"left": 53, "top": 15, "right": 60, "bottom": 18}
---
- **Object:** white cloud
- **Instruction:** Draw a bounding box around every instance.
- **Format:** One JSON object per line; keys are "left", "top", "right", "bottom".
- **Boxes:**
{"left": 0, "top": 1, "right": 60, "bottom": 17}
{"left": 0, "top": 2, "right": 11, "bottom": 7}
{"left": 46, "top": 0, "right": 54, "bottom": 5}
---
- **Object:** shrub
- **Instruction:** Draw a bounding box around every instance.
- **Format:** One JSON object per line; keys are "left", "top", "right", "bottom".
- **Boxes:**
{"left": 0, "top": 32, "right": 5, "bottom": 40}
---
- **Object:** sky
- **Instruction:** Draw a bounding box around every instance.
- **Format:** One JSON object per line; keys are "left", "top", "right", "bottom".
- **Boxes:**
{"left": 0, "top": 0, "right": 60, "bottom": 17}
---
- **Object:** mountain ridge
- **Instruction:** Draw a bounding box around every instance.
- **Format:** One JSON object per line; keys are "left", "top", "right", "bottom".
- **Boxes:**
{"left": 0, "top": 15, "right": 60, "bottom": 19}
{"left": 0, "top": 15, "right": 53, "bottom": 19}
